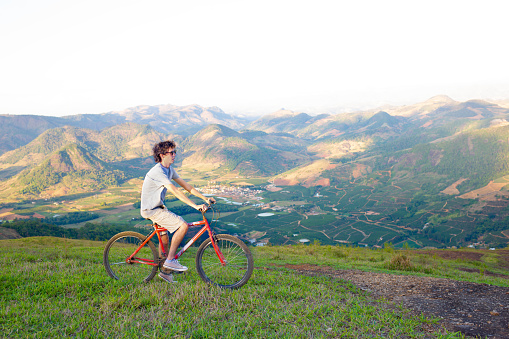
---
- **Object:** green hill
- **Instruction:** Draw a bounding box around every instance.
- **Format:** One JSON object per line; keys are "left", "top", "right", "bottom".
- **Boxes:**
{"left": 246, "top": 109, "right": 328, "bottom": 136}
{"left": 0, "top": 114, "right": 120, "bottom": 156}
{"left": 0, "top": 105, "right": 247, "bottom": 155}
{"left": 260, "top": 117, "right": 509, "bottom": 248}
{"left": 15, "top": 143, "right": 125, "bottom": 195}
{"left": 181, "top": 124, "right": 308, "bottom": 175}
{"left": 0, "top": 123, "right": 167, "bottom": 199}
{"left": 0, "top": 123, "right": 166, "bottom": 174}
{"left": 382, "top": 124, "right": 509, "bottom": 193}
{"left": 1, "top": 236, "right": 506, "bottom": 338}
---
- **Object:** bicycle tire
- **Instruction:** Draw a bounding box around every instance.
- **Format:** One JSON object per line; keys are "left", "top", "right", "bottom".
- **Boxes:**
{"left": 195, "top": 234, "right": 254, "bottom": 289}
{"left": 103, "top": 231, "right": 158, "bottom": 283}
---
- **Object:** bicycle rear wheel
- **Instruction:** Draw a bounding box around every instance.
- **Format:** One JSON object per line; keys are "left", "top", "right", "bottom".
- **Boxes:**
{"left": 195, "top": 234, "right": 254, "bottom": 289}
{"left": 103, "top": 231, "right": 158, "bottom": 283}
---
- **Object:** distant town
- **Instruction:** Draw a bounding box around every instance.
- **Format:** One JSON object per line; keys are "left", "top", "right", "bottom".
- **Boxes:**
{"left": 200, "top": 182, "right": 264, "bottom": 207}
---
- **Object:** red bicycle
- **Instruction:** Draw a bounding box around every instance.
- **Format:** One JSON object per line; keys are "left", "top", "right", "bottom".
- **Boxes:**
{"left": 103, "top": 205, "right": 253, "bottom": 289}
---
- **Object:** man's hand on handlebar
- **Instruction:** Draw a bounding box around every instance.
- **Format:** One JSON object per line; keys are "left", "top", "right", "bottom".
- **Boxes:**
{"left": 196, "top": 198, "right": 215, "bottom": 212}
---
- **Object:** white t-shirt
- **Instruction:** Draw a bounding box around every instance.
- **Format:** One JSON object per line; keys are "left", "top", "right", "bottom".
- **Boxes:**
{"left": 140, "top": 163, "right": 180, "bottom": 218}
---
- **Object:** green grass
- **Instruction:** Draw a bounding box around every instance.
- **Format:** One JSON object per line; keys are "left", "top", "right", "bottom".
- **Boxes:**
{"left": 0, "top": 237, "right": 476, "bottom": 338}
{"left": 256, "top": 244, "right": 509, "bottom": 287}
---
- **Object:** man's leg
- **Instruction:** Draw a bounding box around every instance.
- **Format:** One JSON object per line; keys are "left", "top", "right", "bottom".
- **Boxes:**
{"left": 168, "top": 221, "right": 188, "bottom": 259}
{"left": 160, "top": 232, "right": 169, "bottom": 259}
{"left": 150, "top": 208, "right": 189, "bottom": 272}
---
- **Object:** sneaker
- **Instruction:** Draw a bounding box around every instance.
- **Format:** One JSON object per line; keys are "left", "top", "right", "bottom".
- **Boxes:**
{"left": 163, "top": 258, "right": 188, "bottom": 272}
{"left": 158, "top": 271, "right": 176, "bottom": 284}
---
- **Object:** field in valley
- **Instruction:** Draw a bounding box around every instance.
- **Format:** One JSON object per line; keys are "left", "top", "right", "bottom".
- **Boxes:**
{"left": 2, "top": 169, "right": 509, "bottom": 250}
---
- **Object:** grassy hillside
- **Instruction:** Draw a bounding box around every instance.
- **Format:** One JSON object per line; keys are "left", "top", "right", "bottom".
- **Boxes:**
{"left": 260, "top": 112, "right": 509, "bottom": 248}
{"left": 0, "top": 123, "right": 166, "bottom": 199}
{"left": 386, "top": 125, "right": 509, "bottom": 192}
{"left": 0, "top": 114, "right": 128, "bottom": 156}
{"left": 3, "top": 237, "right": 506, "bottom": 338}
{"left": 181, "top": 124, "right": 308, "bottom": 175}
{"left": 0, "top": 123, "right": 165, "bottom": 167}
{"left": 246, "top": 110, "right": 327, "bottom": 135}
{"left": 0, "top": 115, "right": 65, "bottom": 155}
{"left": 12, "top": 144, "right": 125, "bottom": 196}
{"left": 0, "top": 105, "right": 247, "bottom": 156}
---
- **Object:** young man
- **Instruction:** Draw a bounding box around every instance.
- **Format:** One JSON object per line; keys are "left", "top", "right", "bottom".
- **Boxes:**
{"left": 140, "top": 140, "right": 215, "bottom": 283}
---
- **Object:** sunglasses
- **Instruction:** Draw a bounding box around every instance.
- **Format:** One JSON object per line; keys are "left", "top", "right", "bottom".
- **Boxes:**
{"left": 163, "top": 150, "right": 177, "bottom": 156}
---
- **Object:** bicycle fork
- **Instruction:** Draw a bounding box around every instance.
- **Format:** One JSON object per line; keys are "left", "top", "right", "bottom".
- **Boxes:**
{"left": 209, "top": 231, "right": 226, "bottom": 265}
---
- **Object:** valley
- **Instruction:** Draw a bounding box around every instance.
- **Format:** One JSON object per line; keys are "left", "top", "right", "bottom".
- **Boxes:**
{"left": 1, "top": 96, "right": 509, "bottom": 248}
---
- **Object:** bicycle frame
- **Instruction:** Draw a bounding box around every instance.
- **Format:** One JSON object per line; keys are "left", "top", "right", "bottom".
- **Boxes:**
{"left": 126, "top": 211, "right": 226, "bottom": 266}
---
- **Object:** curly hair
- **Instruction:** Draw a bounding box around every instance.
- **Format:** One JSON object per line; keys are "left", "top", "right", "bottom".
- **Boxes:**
{"left": 152, "top": 140, "right": 176, "bottom": 163}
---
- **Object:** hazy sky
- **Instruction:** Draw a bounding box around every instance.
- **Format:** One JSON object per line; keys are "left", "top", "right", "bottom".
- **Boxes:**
{"left": 1, "top": 0, "right": 507, "bottom": 116}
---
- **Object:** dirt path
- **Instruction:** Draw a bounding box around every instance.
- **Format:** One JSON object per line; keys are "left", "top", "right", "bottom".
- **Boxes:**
{"left": 281, "top": 264, "right": 509, "bottom": 339}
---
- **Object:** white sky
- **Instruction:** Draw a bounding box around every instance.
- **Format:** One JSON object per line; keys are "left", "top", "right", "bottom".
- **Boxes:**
{"left": 0, "top": 0, "right": 508, "bottom": 116}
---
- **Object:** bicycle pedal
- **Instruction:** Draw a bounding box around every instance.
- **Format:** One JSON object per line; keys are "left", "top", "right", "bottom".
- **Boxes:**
{"left": 161, "top": 267, "right": 185, "bottom": 274}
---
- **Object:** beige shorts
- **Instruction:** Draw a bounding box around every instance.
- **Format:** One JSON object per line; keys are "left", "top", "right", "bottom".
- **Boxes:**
{"left": 149, "top": 206, "right": 186, "bottom": 233}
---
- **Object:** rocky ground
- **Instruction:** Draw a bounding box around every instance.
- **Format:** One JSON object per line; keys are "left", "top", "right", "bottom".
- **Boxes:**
{"left": 285, "top": 263, "right": 508, "bottom": 338}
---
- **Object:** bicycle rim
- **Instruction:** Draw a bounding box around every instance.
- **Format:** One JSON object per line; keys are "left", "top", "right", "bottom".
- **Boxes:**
{"left": 103, "top": 232, "right": 158, "bottom": 283}
{"left": 196, "top": 234, "right": 253, "bottom": 289}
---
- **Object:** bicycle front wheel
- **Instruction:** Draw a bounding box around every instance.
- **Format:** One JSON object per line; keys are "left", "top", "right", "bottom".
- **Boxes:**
{"left": 196, "top": 234, "right": 254, "bottom": 289}
{"left": 103, "top": 231, "right": 158, "bottom": 283}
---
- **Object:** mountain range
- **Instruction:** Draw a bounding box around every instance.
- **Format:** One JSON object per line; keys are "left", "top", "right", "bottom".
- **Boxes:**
{"left": 2, "top": 95, "right": 509, "bottom": 247}
{"left": 0, "top": 104, "right": 248, "bottom": 155}
{"left": 3, "top": 95, "right": 509, "bottom": 191}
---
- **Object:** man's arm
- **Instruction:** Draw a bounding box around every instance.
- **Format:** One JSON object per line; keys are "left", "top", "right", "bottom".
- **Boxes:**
{"left": 173, "top": 177, "right": 216, "bottom": 204}
{"left": 164, "top": 182, "right": 202, "bottom": 210}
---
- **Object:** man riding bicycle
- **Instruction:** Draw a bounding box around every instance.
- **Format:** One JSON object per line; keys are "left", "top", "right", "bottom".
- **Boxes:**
{"left": 140, "top": 140, "right": 215, "bottom": 283}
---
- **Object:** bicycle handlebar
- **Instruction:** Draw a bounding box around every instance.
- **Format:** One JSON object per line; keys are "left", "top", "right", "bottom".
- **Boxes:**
{"left": 198, "top": 199, "right": 216, "bottom": 213}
